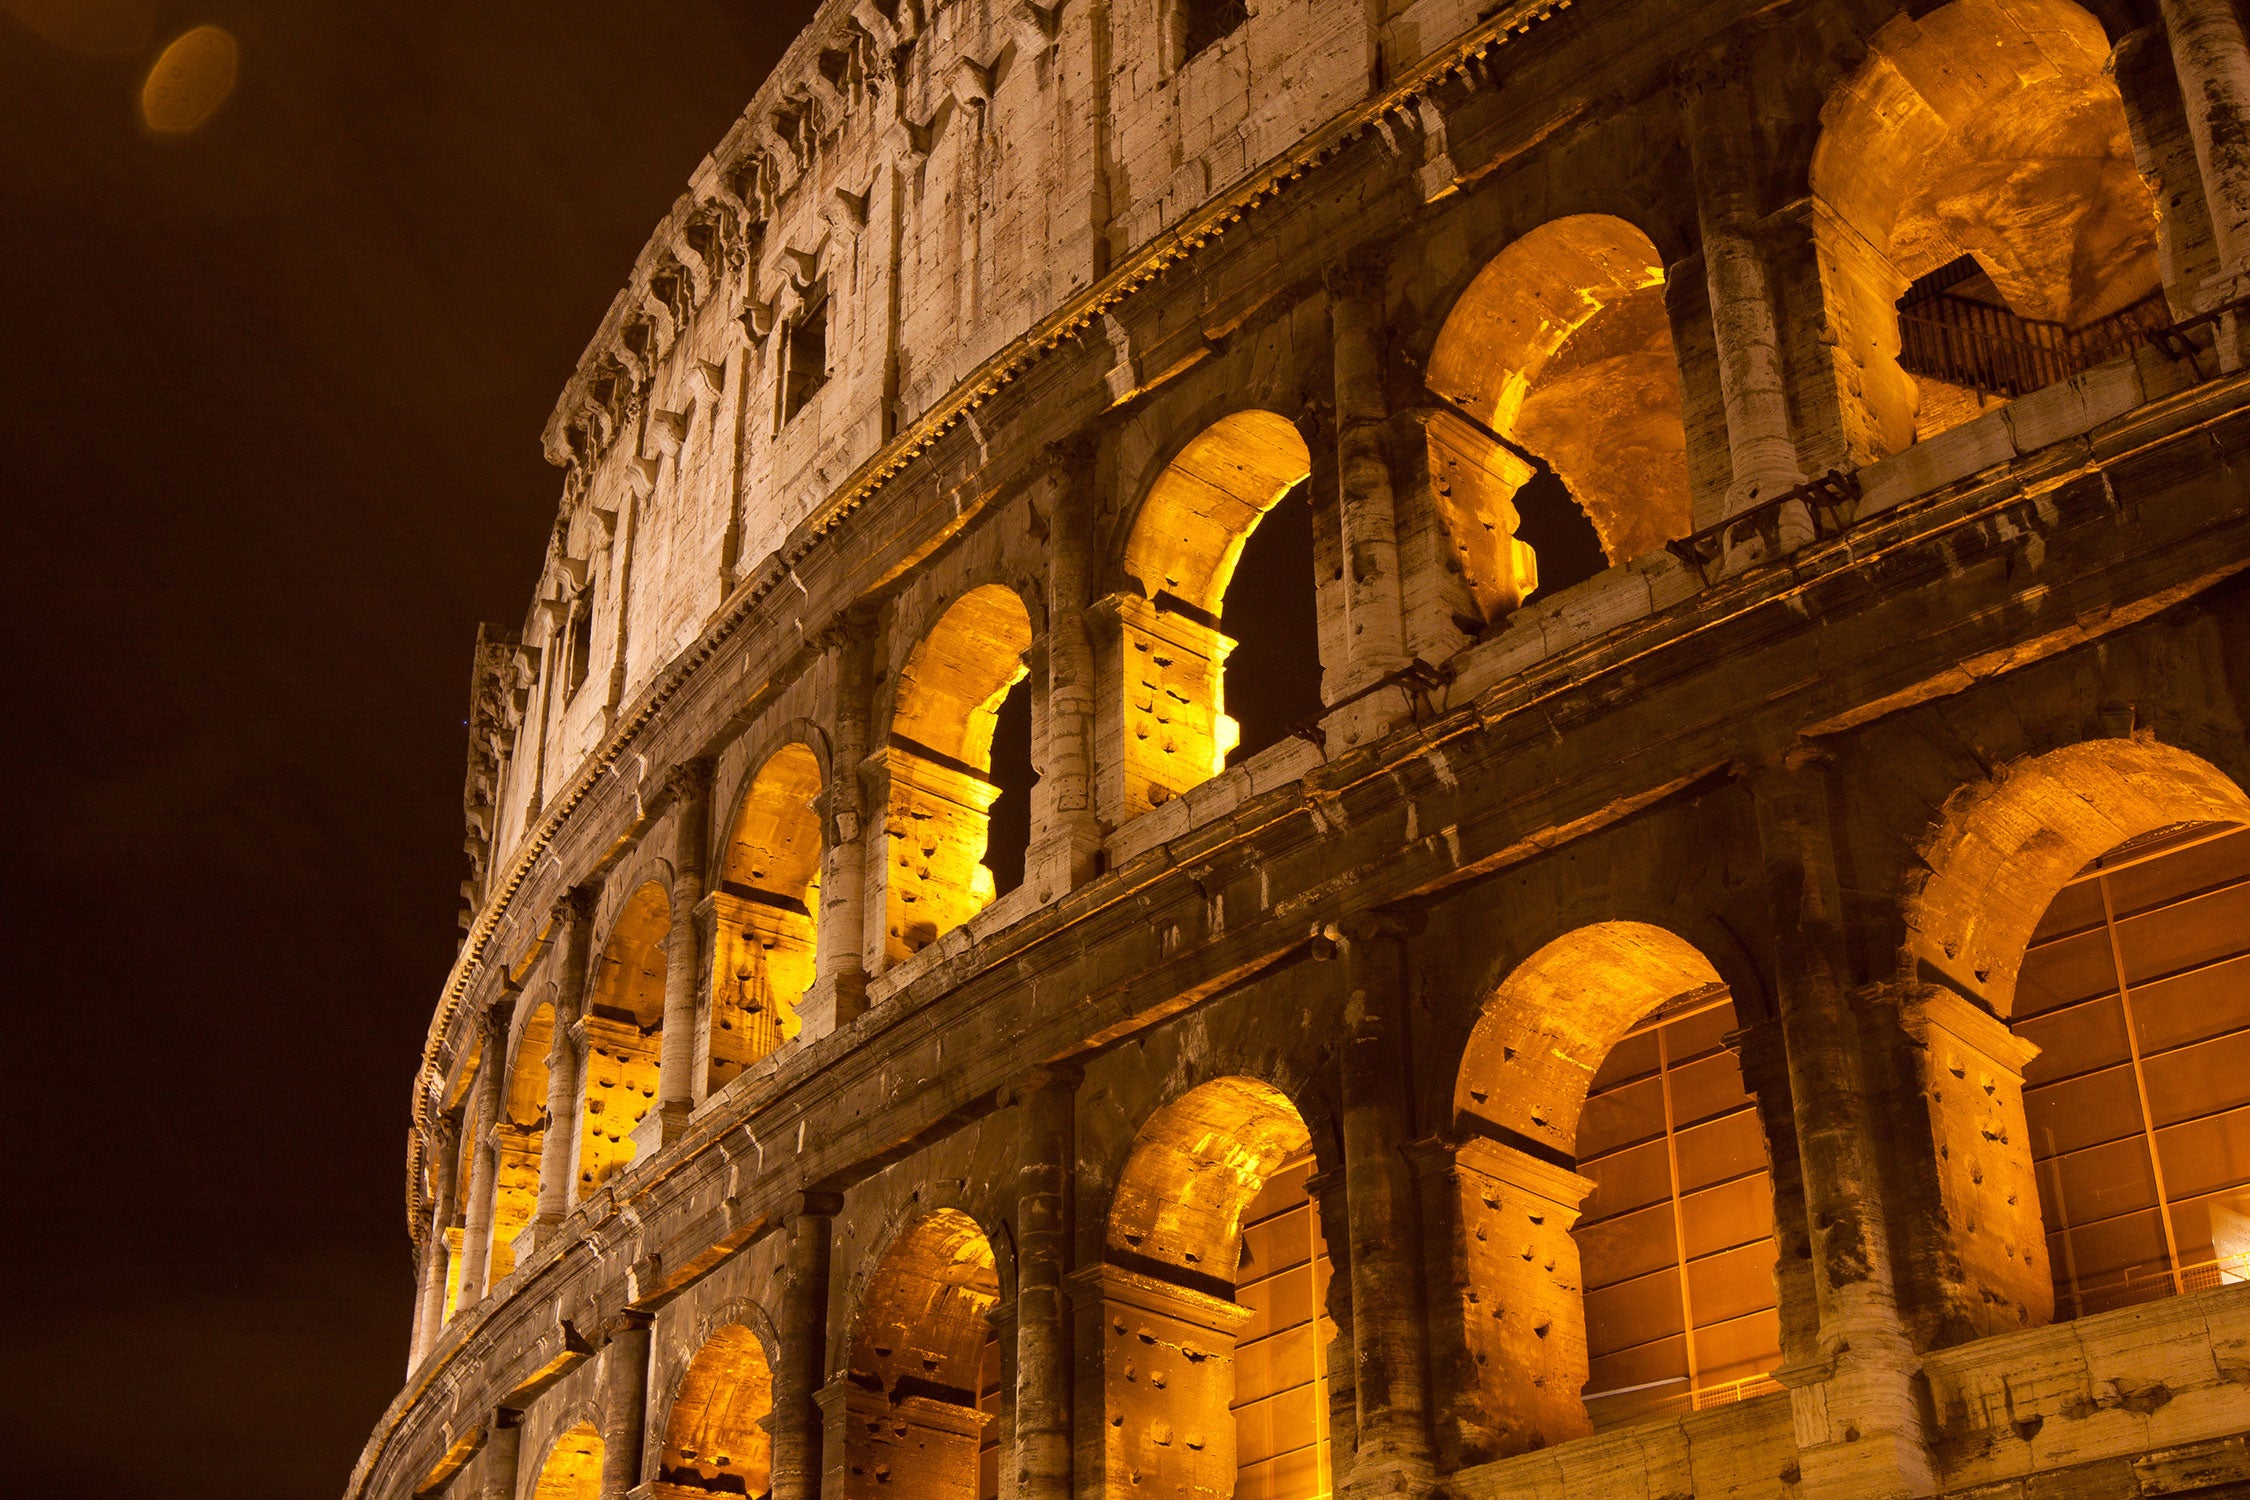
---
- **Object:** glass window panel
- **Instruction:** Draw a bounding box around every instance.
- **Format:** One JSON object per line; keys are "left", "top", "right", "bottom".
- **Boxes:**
{"left": 2015, "top": 927, "right": 2119, "bottom": 1017}
{"left": 2016, "top": 994, "right": 2131, "bottom": 1086}
{"left": 1583, "top": 1265, "right": 1687, "bottom": 1353}
{"left": 2153, "top": 1106, "right": 2250, "bottom": 1201}
{"left": 1693, "top": 1307, "right": 1783, "bottom": 1391}
{"left": 2024, "top": 1064, "right": 2149, "bottom": 1158}
{"left": 1577, "top": 1075, "right": 1666, "bottom": 1161}
{"left": 2116, "top": 883, "right": 2250, "bottom": 987}
{"left": 1664, "top": 1004, "right": 1735, "bottom": 1064}
{"left": 1576, "top": 1200, "right": 1680, "bottom": 1292}
{"left": 2128, "top": 954, "right": 2250, "bottom": 1054}
{"left": 2142, "top": 1037, "right": 2250, "bottom": 1129}
{"left": 1584, "top": 1333, "right": 1688, "bottom": 1403}
{"left": 1679, "top": 1173, "right": 1777, "bottom": 1260}
{"left": 1579, "top": 1137, "right": 1673, "bottom": 1222}
{"left": 1587, "top": 1030, "right": 1660, "bottom": 1092}
{"left": 1673, "top": 1110, "right": 1768, "bottom": 1195}
{"left": 2038, "top": 1131, "right": 2161, "bottom": 1229}
{"left": 2103, "top": 829, "right": 2250, "bottom": 919}
{"left": 2052, "top": 1206, "right": 2172, "bottom": 1288}
{"left": 1666, "top": 1051, "right": 1754, "bottom": 1129}
{"left": 1686, "top": 1240, "right": 1779, "bottom": 1327}
{"left": 2030, "top": 878, "right": 2106, "bottom": 943}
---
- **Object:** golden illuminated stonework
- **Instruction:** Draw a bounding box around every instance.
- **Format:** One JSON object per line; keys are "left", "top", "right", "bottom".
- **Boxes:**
{"left": 357, "top": 4, "right": 2250, "bottom": 1500}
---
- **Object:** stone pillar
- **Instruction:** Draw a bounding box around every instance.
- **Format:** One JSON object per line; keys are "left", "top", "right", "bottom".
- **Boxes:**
{"left": 1896, "top": 986, "right": 2052, "bottom": 1339}
{"left": 773, "top": 1191, "right": 841, "bottom": 1500}
{"left": 536, "top": 890, "right": 595, "bottom": 1235}
{"left": 1408, "top": 1135, "right": 1595, "bottom": 1466}
{"left": 1031, "top": 441, "right": 1104, "bottom": 897}
{"left": 2158, "top": 0, "right": 2250, "bottom": 366}
{"left": 1750, "top": 756, "right": 1931, "bottom": 1496}
{"left": 1326, "top": 262, "right": 1411, "bottom": 724}
{"left": 1067, "top": 1262, "right": 1252, "bottom": 1500}
{"left": 823, "top": 1379, "right": 990, "bottom": 1500}
{"left": 481, "top": 1407, "right": 522, "bottom": 1500}
{"left": 411, "top": 1110, "right": 463, "bottom": 1364}
{"left": 1012, "top": 1067, "right": 1079, "bottom": 1500}
{"left": 807, "top": 621, "right": 875, "bottom": 1033}
{"left": 1336, "top": 915, "right": 1434, "bottom": 1494}
{"left": 454, "top": 996, "right": 516, "bottom": 1313}
{"left": 656, "top": 758, "right": 714, "bottom": 1141}
{"left": 1680, "top": 57, "right": 1804, "bottom": 526}
{"left": 599, "top": 1311, "right": 655, "bottom": 1500}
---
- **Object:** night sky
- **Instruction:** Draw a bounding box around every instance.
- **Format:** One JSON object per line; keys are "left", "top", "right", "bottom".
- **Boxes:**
{"left": 3, "top": 5, "right": 818, "bottom": 1495}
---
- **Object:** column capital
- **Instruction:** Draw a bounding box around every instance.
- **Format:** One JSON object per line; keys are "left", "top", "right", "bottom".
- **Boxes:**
{"left": 1323, "top": 248, "right": 1388, "bottom": 302}
{"left": 1003, "top": 1062, "right": 1083, "bottom": 1105}
{"left": 664, "top": 754, "right": 715, "bottom": 801}
{"left": 598, "top": 1306, "right": 656, "bottom": 1346}
{"left": 1040, "top": 431, "right": 1099, "bottom": 477}
{"left": 551, "top": 884, "right": 596, "bottom": 927}
{"left": 1340, "top": 907, "right": 1426, "bottom": 945}
{"left": 784, "top": 1188, "right": 844, "bottom": 1224}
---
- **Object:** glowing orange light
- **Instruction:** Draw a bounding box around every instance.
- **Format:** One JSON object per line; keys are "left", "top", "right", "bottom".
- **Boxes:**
{"left": 141, "top": 24, "right": 238, "bottom": 134}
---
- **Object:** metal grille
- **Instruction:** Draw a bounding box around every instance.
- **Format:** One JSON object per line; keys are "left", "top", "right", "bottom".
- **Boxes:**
{"left": 1895, "top": 258, "right": 2169, "bottom": 401}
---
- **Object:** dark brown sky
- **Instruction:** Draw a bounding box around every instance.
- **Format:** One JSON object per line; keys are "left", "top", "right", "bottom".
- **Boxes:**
{"left": 1, "top": 5, "right": 816, "bottom": 1495}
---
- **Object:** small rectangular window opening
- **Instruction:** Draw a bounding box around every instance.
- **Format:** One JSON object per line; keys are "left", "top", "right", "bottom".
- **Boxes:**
{"left": 1177, "top": 0, "right": 1247, "bottom": 63}
{"left": 564, "top": 605, "right": 593, "bottom": 699}
{"left": 783, "top": 287, "right": 830, "bottom": 422}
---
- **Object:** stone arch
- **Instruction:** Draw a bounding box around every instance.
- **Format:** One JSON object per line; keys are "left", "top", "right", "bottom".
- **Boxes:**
{"left": 1424, "top": 213, "right": 1692, "bottom": 606}
{"left": 710, "top": 740, "right": 825, "bottom": 1084}
{"left": 659, "top": 1322, "right": 775, "bottom": 1498}
{"left": 488, "top": 1001, "right": 554, "bottom": 1283}
{"left": 532, "top": 1421, "right": 604, "bottom": 1500}
{"left": 881, "top": 584, "right": 1036, "bottom": 962}
{"left": 1808, "top": 0, "right": 2168, "bottom": 454}
{"left": 832, "top": 1207, "right": 1002, "bottom": 1500}
{"left": 1438, "top": 922, "right": 1780, "bottom": 1449}
{"left": 579, "top": 878, "right": 671, "bottom": 1192}
{"left": 1114, "top": 410, "right": 1314, "bottom": 816}
{"left": 1905, "top": 738, "right": 2250, "bottom": 1017}
{"left": 1095, "top": 1077, "right": 1336, "bottom": 1500}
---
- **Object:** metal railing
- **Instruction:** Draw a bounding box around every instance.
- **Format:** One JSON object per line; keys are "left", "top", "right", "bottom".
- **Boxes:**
{"left": 1897, "top": 289, "right": 2171, "bottom": 400}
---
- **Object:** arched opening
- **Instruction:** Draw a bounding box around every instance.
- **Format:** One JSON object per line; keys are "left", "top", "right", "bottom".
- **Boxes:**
{"left": 534, "top": 1422, "right": 605, "bottom": 1500}
{"left": 1809, "top": 0, "right": 2168, "bottom": 452}
{"left": 580, "top": 880, "right": 670, "bottom": 1192}
{"left": 1442, "top": 924, "right": 1779, "bottom": 1452}
{"left": 836, "top": 1208, "right": 1001, "bottom": 1500}
{"left": 1907, "top": 740, "right": 2250, "bottom": 1332}
{"left": 488, "top": 1003, "right": 553, "bottom": 1282}
{"left": 884, "top": 586, "right": 1034, "bottom": 961}
{"left": 1102, "top": 1077, "right": 1335, "bottom": 1500}
{"left": 1118, "top": 411, "right": 1319, "bottom": 816}
{"left": 661, "top": 1324, "right": 774, "bottom": 1498}
{"left": 711, "top": 743, "right": 824, "bottom": 1086}
{"left": 1425, "top": 214, "right": 1692, "bottom": 618}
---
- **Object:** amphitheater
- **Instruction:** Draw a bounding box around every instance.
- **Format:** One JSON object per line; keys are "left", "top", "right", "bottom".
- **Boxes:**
{"left": 353, "top": 2, "right": 2250, "bottom": 1498}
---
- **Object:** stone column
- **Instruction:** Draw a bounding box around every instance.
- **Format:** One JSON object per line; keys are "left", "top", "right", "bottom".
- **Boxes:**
{"left": 772, "top": 1191, "right": 841, "bottom": 1500}
{"left": 1336, "top": 914, "right": 1434, "bottom": 1494}
{"left": 1011, "top": 1066, "right": 1079, "bottom": 1500}
{"left": 481, "top": 1407, "right": 522, "bottom": 1500}
{"left": 2158, "top": 0, "right": 2250, "bottom": 366}
{"left": 807, "top": 620, "right": 875, "bottom": 1034}
{"left": 1407, "top": 1135, "right": 1595, "bottom": 1466}
{"left": 537, "top": 890, "right": 595, "bottom": 1235}
{"left": 411, "top": 1109, "right": 463, "bottom": 1364}
{"left": 598, "top": 1311, "right": 655, "bottom": 1500}
{"left": 454, "top": 995, "right": 516, "bottom": 1313}
{"left": 1680, "top": 57, "right": 1805, "bottom": 526}
{"left": 1749, "top": 755, "right": 1931, "bottom": 1495}
{"left": 657, "top": 758, "right": 714, "bottom": 1141}
{"left": 1031, "top": 441, "right": 1104, "bottom": 896}
{"left": 1326, "top": 262, "right": 1412, "bottom": 724}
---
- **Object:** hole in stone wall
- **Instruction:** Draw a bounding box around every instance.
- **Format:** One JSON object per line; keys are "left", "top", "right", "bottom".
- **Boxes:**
{"left": 1178, "top": 0, "right": 1246, "bottom": 61}
{"left": 565, "top": 604, "right": 593, "bottom": 699}
{"left": 985, "top": 675, "right": 1033, "bottom": 899}
{"left": 1219, "top": 481, "right": 1323, "bottom": 765}
{"left": 1506, "top": 463, "right": 1608, "bottom": 603}
{"left": 783, "top": 287, "right": 829, "bottom": 422}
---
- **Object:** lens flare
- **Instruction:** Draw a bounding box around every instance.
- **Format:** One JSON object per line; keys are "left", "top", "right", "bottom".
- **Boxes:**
{"left": 140, "top": 24, "right": 238, "bottom": 134}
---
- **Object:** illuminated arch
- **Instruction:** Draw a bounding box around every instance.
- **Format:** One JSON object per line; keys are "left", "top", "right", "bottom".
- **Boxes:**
{"left": 1100, "top": 1077, "right": 1335, "bottom": 1500}
{"left": 579, "top": 879, "right": 671, "bottom": 1191}
{"left": 1115, "top": 411, "right": 1313, "bottom": 816}
{"left": 882, "top": 585, "right": 1034, "bottom": 961}
{"left": 1445, "top": 923, "right": 1779, "bottom": 1443}
{"left": 835, "top": 1208, "right": 1001, "bottom": 1500}
{"left": 660, "top": 1323, "right": 774, "bottom": 1498}
{"left": 1906, "top": 739, "right": 2250, "bottom": 1017}
{"left": 1425, "top": 214, "right": 1691, "bottom": 601}
{"left": 710, "top": 742, "right": 824, "bottom": 1085}
{"left": 533, "top": 1422, "right": 604, "bottom": 1500}
{"left": 1809, "top": 0, "right": 2166, "bottom": 451}
{"left": 487, "top": 1002, "right": 554, "bottom": 1282}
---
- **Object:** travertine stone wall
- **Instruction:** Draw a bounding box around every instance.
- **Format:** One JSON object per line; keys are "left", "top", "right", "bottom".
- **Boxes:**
{"left": 369, "top": 4, "right": 2250, "bottom": 1500}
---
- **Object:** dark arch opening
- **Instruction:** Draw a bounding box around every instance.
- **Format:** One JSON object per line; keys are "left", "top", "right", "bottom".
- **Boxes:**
{"left": 1220, "top": 479, "right": 1324, "bottom": 765}
{"left": 986, "top": 676, "right": 1033, "bottom": 899}
{"left": 1509, "top": 461, "right": 1609, "bottom": 602}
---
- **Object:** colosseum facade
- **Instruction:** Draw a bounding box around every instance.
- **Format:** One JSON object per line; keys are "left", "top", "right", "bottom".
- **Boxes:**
{"left": 354, "top": 3, "right": 2250, "bottom": 1499}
